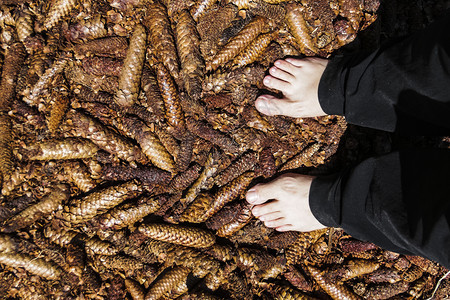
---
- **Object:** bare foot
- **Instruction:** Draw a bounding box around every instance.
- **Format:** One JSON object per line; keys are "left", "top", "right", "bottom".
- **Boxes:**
{"left": 245, "top": 173, "right": 326, "bottom": 232}
{"left": 255, "top": 57, "right": 328, "bottom": 118}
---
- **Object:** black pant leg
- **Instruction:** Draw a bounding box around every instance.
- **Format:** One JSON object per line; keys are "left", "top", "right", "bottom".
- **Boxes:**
{"left": 310, "top": 146, "right": 450, "bottom": 268}
{"left": 318, "top": 10, "right": 450, "bottom": 135}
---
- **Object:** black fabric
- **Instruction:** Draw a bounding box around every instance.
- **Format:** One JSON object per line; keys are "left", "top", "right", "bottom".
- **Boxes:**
{"left": 310, "top": 11, "right": 450, "bottom": 269}
{"left": 318, "top": 11, "right": 450, "bottom": 135}
{"left": 311, "top": 148, "right": 450, "bottom": 266}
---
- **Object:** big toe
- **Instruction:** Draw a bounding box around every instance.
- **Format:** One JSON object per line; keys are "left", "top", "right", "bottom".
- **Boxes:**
{"left": 246, "top": 180, "right": 285, "bottom": 205}
{"left": 246, "top": 188, "right": 266, "bottom": 205}
{"left": 255, "top": 95, "right": 278, "bottom": 116}
{"left": 255, "top": 95, "right": 295, "bottom": 117}
{"left": 255, "top": 94, "right": 302, "bottom": 118}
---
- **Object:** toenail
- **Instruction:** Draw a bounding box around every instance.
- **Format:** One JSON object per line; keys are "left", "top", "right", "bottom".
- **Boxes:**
{"left": 263, "top": 77, "right": 270, "bottom": 85}
{"left": 274, "top": 60, "right": 282, "bottom": 66}
{"left": 252, "top": 207, "right": 259, "bottom": 216}
{"left": 246, "top": 190, "right": 259, "bottom": 204}
{"left": 259, "top": 216, "right": 265, "bottom": 221}
{"left": 256, "top": 100, "right": 268, "bottom": 113}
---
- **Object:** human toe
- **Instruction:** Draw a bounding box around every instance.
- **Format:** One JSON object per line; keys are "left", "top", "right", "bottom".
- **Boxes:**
{"left": 246, "top": 188, "right": 261, "bottom": 205}
{"left": 246, "top": 183, "right": 276, "bottom": 205}
{"left": 274, "top": 59, "right": 298, "bottom": 73}
{"left": 259, "top": 211, "right": 284, "bottom": 222}
{"left": 264, "top": 218, "right": 289, "bottom": 228}
{"left": 251, "top": 201, "right": 279, "bottom": 217}
{"left": 263, "top": 75, "right": 291, "bottom": 92}
{"left": 275, "top": 224, "right": 295, "bottom": 232}
{"left": 246, "top": 179, "right": 285, "bottom": 205}
{"left": 287, "top": 57, "right": 329, "bottom": 69}
{"left": 284, "top": 58, "right": 307, "bottom": 67}
{"left": 255, "top": 95, "right": 282, "bottom": 116}
{"left": 269, "top": 66, "right": 295, "bottom": 83}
